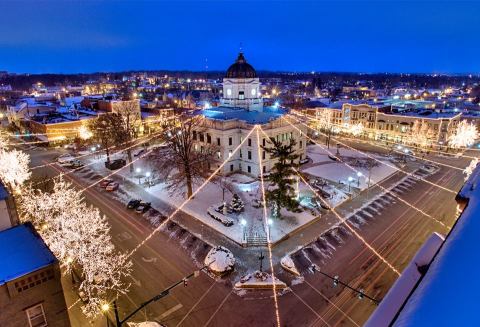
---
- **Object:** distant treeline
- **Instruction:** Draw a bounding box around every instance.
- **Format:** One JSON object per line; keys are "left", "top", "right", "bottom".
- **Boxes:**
{"left": 1, "top": 70, "right": 479, "bottom": 90}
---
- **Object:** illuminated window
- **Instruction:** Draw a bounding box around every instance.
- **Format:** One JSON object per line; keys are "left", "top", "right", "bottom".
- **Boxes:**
{"left": 26, "top": 304, "right": 47, "bottom": 327}
{"left": 226, "top": 88, "right": 232, "bottom": 96}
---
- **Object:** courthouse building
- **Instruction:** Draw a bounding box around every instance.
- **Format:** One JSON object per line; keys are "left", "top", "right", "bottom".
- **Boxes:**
{"left": 194, "top": 52, "right": 307, "bottom": 176}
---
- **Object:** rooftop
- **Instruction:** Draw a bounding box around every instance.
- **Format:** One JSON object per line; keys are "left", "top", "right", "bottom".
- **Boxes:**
{"left": 197, "top": 105, "right": 287, "bottom": 124}
{"left": 0, "top": 223, "right": 57, "bottom": 285}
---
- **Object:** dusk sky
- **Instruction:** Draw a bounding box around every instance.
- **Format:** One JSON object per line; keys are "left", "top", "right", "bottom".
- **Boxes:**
{"left": 1, "top": 0, "right": 479, "bottom": 74}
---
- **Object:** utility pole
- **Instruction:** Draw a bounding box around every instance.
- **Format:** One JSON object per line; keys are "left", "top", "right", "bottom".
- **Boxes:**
{"left": 110, "top": 265, "right": 209, "bottom": 326}
{"left": 311, "top": 265, "right": 380, "bottom": 305}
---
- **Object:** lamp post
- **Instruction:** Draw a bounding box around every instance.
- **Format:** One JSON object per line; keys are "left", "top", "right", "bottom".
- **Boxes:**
{"left": 356, "top": 171, "right": 363, "bottom": 188}
{"left": 240, "top": 218, "right": 247, "bottom": 244}
{"left": 347, "top": 176, "right": 354, "bottom": 193}
{"left": 135, "top": 167, "right": 142, "bottom": 184}
{"left": 101, "top": 303, "right": 111, "bottom": 327}
{"left": 267, "top": 218, "right": 273, "bottom": 242}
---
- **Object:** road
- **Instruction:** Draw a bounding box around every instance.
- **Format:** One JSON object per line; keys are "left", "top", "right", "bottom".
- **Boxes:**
{"left": 23, "top": 137, "right": 470, "bottom": 326}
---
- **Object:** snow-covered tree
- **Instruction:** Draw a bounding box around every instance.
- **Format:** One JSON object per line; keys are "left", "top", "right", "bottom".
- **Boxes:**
{"left": 20, "top": 179, "right": 132, "bottom": 318}
{"left": 408, "top": 120, "right": 434, "bottom": 148}
{"left": 315, "top": 109, "right": 333, "bottom": 132}
{"left": 0, "top": 133, "right": 7, "bottom": 151}
{"left": 464, "top": 158, "right": 478, "bottom": 181}
{"left": 344, "top": 122, "right": 364, "bottom": 137}
{"left": 0, "top": 148, "right": 31, "bottom": 193}
{"left": 448, "top": 120, "right": 479, "bottom": 149}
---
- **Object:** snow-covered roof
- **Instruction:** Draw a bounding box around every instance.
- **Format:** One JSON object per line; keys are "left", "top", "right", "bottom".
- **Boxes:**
{"left": 197, "top": 105, "right": 287, "bottom": 124}
{"left": 0, "top": 223, "right": 57, "bottom": 285}
{"left": 391, "top": 164, "right": 480, "bottom": 325}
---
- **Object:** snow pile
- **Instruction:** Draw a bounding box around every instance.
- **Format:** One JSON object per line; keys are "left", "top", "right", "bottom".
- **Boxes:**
{"left": 235, "top": 271, "right": 287, "bottom": 289}
{"left": 127, "top": 322, "right": 165, "bottom": 327}
{"left": 281, "top": 255, "right": 300, "bottom": 276}
{"left": 207, "top": 205, "right": 234, "bottom": 226}
{"left": 204, "top": 246, "right": 235, "bottom": 275}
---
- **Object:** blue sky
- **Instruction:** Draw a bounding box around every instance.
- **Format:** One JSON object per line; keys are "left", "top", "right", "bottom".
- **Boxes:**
{"left": 0, "top": 0, "right": 479, "bottom": 74}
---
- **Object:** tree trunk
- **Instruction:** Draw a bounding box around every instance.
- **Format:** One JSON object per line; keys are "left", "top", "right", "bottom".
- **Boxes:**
{"left": 127, "top": 149, "right": 133, "bottom": 173}
{"left": 105, "top": 145, "right": 111, "bottom": 163}
{"left": 185, "top": 168, "right": 193, "bottom": 198}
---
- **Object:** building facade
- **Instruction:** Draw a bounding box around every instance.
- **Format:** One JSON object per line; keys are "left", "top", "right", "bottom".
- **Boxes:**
{"left": 305, "top": 103, "right": 462, "bottom": 146}
{"left": 0, "top": 223, "right": 70, "bottom": 327}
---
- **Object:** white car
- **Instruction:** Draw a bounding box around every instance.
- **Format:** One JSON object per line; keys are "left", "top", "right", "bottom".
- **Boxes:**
{"left": 57, "top": 154, "right": 76, "bottom": 165}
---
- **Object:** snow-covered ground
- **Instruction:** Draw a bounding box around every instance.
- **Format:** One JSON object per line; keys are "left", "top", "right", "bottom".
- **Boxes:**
{"left": 302, "top": 145, "right": 397, "bottom": 190}
{"left": 75, "top": 143, "right": 396, "bottom": 247}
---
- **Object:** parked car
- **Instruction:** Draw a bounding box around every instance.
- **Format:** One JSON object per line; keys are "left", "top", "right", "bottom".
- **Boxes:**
{"left": 66, "top": 159, "right": 84, "bottom": 169}
{"left": 135, "top": 202, "right": 151, "bottom": 213}
{"left": 105, "top": 158, "right": 126, "bottom": 170}
{"left": 57, "top": 153, "right": 75, "bottom": 165}
{"left": 134, "top": 149, "right": 146, "bottom": 157}
{"left": 99, "top": 179, "right": 114, "bottom": 188}
{"left": 127, "top": 199, "right": 141, "bottom": 209}
{"left": 105, "top": 182, "right": 119, "bottom": 191}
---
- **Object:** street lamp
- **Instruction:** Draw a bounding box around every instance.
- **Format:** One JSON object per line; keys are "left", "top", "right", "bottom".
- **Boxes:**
{"left": 240, "top": 219, "right": 247, "bottom": 244}
{"left": 135, "top": 168, "right": 142, "bottom": 184}
{"left": 347, "top": 176, "right": 354, "bottom": 192}
{"left": 101, "top": 302, "right": 111, "bottom": 327}
{"left": 145, "top": 171, "right": 151, "bottom": 187}
{"left": 356, "top": 172, "right": 363, "bottom": 187}
{"left": 267, "top": 218, "right": 273, "bottom": 241}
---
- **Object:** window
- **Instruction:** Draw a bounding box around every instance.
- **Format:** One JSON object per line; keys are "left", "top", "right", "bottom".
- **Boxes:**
{"left": 216, "top": 151, "right": 221, "bottom": 159}
{"left": 229, "top": 137, "right": 233, "bottom": 146}
{"left": 247, "top": 165, "right": 251, "bottom": 173}
{"left": 228, "top": 150, "right": 233, "bottom": 157}
{"left": 262, "top": 138, "right": 266, "bottom": 147}
{"left": 206, "top": 133, "right": 211, "bottom": 144}
{"left": 263, "top": 166, "right": 266, "bottom": 173}
{"left": 230, "top": 164, "right": 234, "bottom": 172}
{"left": 193, "top": 131, "right": 197, "bottom": 140}
{"left": 240, "top": 150, "right": 242, "bottom": 158}
{"left": 299, "top": 141, "right": 303, "bottom": 148}
{"left": 226, "top": 88, "right": 232, "bottom": 96}
{"left": 248, "top": 138, "right": 252, "bottom": 146}
{"left": 199, "top": 133, "right": 204, "bottom": 142}
{"left": 239, "top": 91, "right": 245, "bottom": 100}
{"left": 217, "top": 138, "right": 221, "bottom": 146}
{"left": 262, "top": 151, "right": 265, "bottom": 160}
{"left": 248, "top": 151, "right": 252, "bottom": 160}
{"left": 26, "top": 304, "right": 47, "bottom": 327}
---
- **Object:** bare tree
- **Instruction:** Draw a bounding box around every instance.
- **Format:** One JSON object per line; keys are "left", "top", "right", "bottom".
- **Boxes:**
{"left": 89, "top": 113, "right": 128, "bottom": 164}
{"left": 113, "top": 100, "right": 141, "bottom": 172}
{"left": 155, "top": 116, "right": 217, "bottom": 198}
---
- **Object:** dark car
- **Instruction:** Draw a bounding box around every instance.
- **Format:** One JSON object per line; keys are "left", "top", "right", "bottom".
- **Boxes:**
{"left": 135, "top": 202, "right": 151, "bottom": 213}
{"left": 127, "top": 199, "right": 141, "bottom": 209}
{"left": 105, "top": 158, "right": 126, "bottom": 170}
{"left": 134, "top": 149, "right": 146, "bottom": 157}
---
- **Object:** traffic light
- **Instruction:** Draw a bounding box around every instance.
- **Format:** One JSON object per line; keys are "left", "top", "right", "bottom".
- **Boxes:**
{"left": 333, "top": 276, "right": 339, "bottom": 287}
{"left": 358, "top": 289, "right": 365, "bottom": 300}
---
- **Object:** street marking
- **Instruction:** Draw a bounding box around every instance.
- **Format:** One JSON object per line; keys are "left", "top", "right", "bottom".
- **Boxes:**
{"left": 117, "top": 232, "right": 132, "bottom": 241}
{"left": 142, "top": 256, "right": 158, "bottom": 263}
{"left": 157, "top": 303, "right": 183, "bottom": 320}
{"left": 131, "top": 276, "right": 142, "bottom": 287}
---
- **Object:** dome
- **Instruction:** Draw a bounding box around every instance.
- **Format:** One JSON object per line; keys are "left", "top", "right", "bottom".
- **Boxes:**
{"left": 225, "top": 52, "right": 257, "bottom": 78}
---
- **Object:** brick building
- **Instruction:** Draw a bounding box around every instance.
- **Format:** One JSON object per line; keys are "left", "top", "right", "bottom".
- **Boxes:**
{"left": 0, "top": 223, "right": 70, "bottom": 327}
